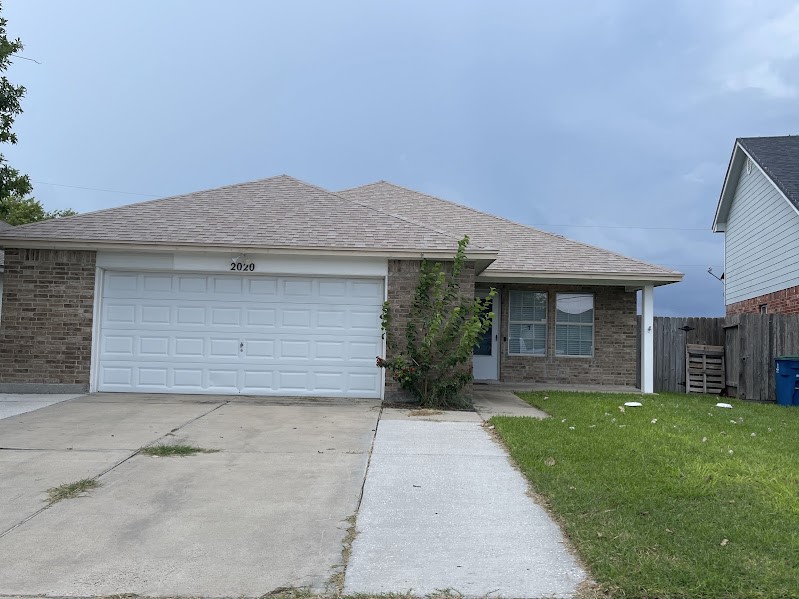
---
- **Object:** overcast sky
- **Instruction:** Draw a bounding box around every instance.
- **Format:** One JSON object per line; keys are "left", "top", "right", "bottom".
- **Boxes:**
{"left": 5, "top": 1, "right": 799, "bottom": 316}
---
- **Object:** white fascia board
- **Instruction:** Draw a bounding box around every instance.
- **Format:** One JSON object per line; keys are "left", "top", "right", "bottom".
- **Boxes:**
{"left": 713, "top": 141, "right": 743, "bottom": 233}
{"left": 0, "top": 239, "right": 498, "bottom": 262}
{"left": 97, "top": 250, "right": 390, "bottom": 278}
{"left": 477, "top": 270, "right": 683, "bottom": 287}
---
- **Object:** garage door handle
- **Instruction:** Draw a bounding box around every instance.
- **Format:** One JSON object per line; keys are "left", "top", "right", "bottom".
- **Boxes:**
{"left": 240, "top": 342, "right": 244, "bottom": 352}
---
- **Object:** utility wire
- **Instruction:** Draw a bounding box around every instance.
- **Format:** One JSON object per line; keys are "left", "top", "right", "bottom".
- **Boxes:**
{"left": 32, "top": 180, "right": 160, "bottom": 198}
{"left": 12, "top": 54, "right": 41, "bottom": 64}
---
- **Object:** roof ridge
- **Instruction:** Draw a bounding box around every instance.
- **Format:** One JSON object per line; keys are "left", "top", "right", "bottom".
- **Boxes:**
{"left": 344, "top": 181, "right": 679, "bottom": 274}
{"left": 328, "top": 181, "right": 496, "bottom": 252}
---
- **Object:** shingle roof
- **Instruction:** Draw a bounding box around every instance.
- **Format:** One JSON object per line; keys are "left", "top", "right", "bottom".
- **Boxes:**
{"left": 338, "top": 182, "right": 681, "bottom": 279}
{"left": 0, "top": 220, "right": 13, "bottom": 232}
{"left": 738, "top": 136, "right": 799, "bottom": 210}
{"left": 0, "top": 175, "right": 489, "bottom": 255}
{"left": 0, "top": 176, "right": 681, "bottom": 281}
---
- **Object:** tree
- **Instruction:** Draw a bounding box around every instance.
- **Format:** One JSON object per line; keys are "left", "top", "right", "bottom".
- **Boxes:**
{"left": 0, "top": 3, "right": 75, "bottom": 225}
{"left": 377, "top": 236, "right": 496, "bottom": 409}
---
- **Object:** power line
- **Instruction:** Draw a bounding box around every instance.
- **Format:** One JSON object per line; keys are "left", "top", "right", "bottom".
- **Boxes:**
{"left": 12, "top": 54, "right": 42, "bottom": 64}
{"left": 32, "top": 180, "right": 160, "bottom": 198}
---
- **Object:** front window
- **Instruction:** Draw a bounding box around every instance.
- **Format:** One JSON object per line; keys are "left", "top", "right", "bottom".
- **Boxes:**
{"left": 508, "top": 291, "right": 547, "bottom": 355}
{"left": 555, "top": 293, "right": 594, "bottom": 356}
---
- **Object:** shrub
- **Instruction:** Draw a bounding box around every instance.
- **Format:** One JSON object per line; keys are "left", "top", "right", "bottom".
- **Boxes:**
{"left": 377, "top": 236, "right": 495, "bottom": 408}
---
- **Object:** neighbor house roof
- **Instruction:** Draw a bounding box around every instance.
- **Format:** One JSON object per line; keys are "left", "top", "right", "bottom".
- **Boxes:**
{"left": 714, "top": 136, "right": 799, "bottom": 231}
{"left": 339, "top": 182, "right": 681, "bottom": 284}
{"left": 0, "top": 176, "right": 496, "bottom": 261}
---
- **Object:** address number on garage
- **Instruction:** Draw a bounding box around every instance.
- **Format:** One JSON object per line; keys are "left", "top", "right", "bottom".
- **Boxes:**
{"left": 230, "top": 262, "right": 255, "bottom": 271}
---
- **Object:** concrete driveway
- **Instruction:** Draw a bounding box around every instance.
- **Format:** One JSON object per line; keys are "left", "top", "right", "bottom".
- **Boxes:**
{"left": 0, "top": 393, "right": 380, "bottom": 597}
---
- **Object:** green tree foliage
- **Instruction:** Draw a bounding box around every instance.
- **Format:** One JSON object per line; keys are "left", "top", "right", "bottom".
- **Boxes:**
{"left": 377, "top": 236, "right": 496, "bottom": 409}
{"left": 0, "top": 4, "right": 75, "bottom": 225}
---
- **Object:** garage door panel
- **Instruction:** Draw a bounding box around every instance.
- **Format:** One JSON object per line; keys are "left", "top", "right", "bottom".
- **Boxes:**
{"left": 176, "top": 305, "right": 206, "bottom": 325}
{"left": 139, "top": 367, "right": 168, "bottom": 387}
{"left": 139, "top": 336, "right": 169, "bottom": 356}
{"left": 102, "top": 335, "right": 135, "bottom": 357}
{"left": 247, "top": 278, "right": 278, "bottom": 296}
{"left": 98, "top": 272, "right": 384, "bottom": 397}
{"left": 105, "top": 303, "right": 136, "bottom": 324}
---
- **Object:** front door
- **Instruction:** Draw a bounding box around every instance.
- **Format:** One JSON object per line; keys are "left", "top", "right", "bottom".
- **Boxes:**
{"left": 473, "top": 291, "right": 500, "bottom": 380}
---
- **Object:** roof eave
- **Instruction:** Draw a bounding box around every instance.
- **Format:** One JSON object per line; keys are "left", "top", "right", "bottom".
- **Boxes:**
{"left": 713, "top": 140, "right": 745, "bottom": 233}
{"left": 0, "top": 238, "right": 500, "bottom": 262}
{"left": 476, "top": 269, "right": 683, "bottom": 288}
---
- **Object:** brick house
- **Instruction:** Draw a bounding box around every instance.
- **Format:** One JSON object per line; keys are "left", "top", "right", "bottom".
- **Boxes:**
{"left": 713, "top": 136, "right": 799, "bottom": 315}
{"left": 0, "top": 176, "right": 681, "bottom": 398}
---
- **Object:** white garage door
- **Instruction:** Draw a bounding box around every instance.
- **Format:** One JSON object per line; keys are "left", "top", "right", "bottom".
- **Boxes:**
{"left": 97, "top": 271, "right": 384, "bottom": 397}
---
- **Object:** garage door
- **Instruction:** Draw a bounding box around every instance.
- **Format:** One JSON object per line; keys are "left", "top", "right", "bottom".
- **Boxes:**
{"left": 97, "top": 271, "right": 384, "bottom": 397}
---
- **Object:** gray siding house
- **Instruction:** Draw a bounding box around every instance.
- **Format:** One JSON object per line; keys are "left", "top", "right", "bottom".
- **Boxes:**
{"left": 713, "top": 136, "right": 799, "bottom": 315}
{"left": 0, "top": 176, "right": 681, "bottom": 397}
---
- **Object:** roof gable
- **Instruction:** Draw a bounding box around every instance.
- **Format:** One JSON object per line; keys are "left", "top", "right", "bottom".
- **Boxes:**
{"left": 0, "top": 175, "right": 493, "bottom": 256}
{"left": 714, "top": 136, "right": 799, "bottom": 231}
{"left": 338, "top": 181, "right": 681, "bottom": 281}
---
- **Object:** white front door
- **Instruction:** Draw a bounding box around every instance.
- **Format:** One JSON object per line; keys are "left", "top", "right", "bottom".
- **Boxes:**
{"left": 473, "top": 291, "right": 500, "bottom": 380}
{"left": 96, "top": 271, "right": 384, "bottom": 397}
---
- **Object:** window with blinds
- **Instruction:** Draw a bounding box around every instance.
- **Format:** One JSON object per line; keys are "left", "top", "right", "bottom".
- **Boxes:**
{"left": 555, "top": 293, "right": 594, "bottom": 356}
{"left": 508, "top": 291, "right": 547, "bottom": 355}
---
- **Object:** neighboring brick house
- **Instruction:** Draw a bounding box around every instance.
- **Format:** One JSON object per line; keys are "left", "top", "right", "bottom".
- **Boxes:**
{"left": 713, "top": 136, "right": 799, "bottom": 315}
{"left": 0, "top": 176, "right": 681, "bottom": 397}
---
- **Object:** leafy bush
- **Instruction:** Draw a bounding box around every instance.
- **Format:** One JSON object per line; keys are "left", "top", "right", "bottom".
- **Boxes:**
{"left": 377, "top": 236, "right": 495, "bottom": 408}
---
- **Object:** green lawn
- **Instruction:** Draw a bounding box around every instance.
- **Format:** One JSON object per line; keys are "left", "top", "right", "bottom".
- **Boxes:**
{"left": 492, "top": 391, "right": 799, "bottom": 599}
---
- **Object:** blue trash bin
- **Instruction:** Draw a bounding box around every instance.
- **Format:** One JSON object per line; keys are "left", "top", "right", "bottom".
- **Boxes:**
{"left": 775, "top": 357, "right": 799, "bottom": 406}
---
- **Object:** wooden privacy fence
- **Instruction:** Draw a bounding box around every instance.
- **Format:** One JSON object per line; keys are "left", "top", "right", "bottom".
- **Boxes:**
{"left": 725, "top": 314, "right": 799, "bottom": 402}
{"left": 638, "top": 314, "right": 799, "bottom": 402}
{"left": 637, "top": 316, "right": 726, "bottom": 393}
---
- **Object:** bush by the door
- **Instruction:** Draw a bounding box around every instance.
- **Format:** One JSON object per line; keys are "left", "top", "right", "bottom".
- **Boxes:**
{"left": 377, "top": 236, "right": 495, "bottom": 409}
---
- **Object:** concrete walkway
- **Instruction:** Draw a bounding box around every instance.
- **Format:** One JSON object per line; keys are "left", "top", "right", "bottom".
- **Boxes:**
{"left": 472, "top": 388, "right": 549, "bottom": 420}
{"left": 344, "top": 409, "right": 587, "bottom": 598}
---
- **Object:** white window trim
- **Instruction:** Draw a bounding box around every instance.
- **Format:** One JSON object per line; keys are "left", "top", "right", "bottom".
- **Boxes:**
{"left": 555, "top": 293, "right": 595, "bottom": 358}
{"left": 507, "top": 290, "right": 548, "bottom": 356}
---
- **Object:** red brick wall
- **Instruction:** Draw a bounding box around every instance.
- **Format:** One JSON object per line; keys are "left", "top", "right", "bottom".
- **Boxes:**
{"left": 491, "top": 283, "right": 638, "bottom": 387}
{"left": 726, "top": 285, "right": 799, "bottom": 315}
{"left": 0, "top": 248, "right": 96, "bottom": 391}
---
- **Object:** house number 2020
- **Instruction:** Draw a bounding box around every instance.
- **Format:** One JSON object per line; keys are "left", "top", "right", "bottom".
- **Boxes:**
{"left": 230, "top": 262, "right": 255, "bottom": 271}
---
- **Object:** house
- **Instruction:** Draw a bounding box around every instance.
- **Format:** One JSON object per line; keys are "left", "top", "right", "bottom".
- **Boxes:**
{"left": 713, "top": 136, "right": 799, "bottom": 315}
{"left": 0, "top": 176, "right": 681, "bottom": 398}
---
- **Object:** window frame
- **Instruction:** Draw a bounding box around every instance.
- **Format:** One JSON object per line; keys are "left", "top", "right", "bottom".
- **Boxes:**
{"left": 507, "top": 290, "right": 548, "bottom": 356}
{"left": 554, "top": 293, "right": 595, "bottom": 358}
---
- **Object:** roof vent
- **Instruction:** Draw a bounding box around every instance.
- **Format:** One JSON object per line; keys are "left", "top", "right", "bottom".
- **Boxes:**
{"left": 745, "top": 157, "right": 753, "bottom": 175}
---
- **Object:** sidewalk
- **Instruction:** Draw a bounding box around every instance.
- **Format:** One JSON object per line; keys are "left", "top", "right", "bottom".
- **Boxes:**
{"left": 344, "top": 406, "right": 586, "bottom": 598}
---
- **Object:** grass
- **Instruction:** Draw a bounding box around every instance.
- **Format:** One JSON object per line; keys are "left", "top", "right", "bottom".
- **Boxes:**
{"left": 491, "top": 391, "right": 799, "bottom": 599}
{"left": 47, "top": 478, "right": 100, "bottom": 503}
{"left": 140, "top": 444, "right": 219, "bottom": 457}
